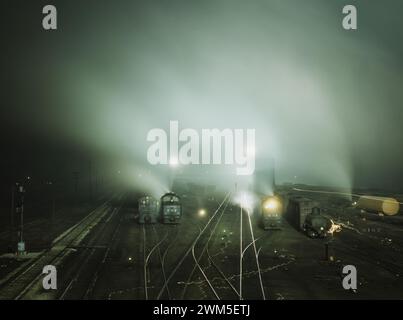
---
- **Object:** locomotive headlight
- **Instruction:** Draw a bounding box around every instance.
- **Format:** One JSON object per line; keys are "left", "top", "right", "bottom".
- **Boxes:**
{"left": 264, "top": 199, "right": 278, "bottom": 210}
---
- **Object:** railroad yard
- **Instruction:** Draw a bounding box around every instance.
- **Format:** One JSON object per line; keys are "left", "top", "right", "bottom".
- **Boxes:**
{"left": 0, "top": 183, "right": 402, "bottom": 300}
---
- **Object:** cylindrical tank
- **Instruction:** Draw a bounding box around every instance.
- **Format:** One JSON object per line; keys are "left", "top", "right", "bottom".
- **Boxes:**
{"left": 356, "top": 196, "right": 400, "bottom": 216}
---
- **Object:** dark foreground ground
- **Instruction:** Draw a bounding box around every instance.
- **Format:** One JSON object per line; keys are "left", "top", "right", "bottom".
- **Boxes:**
{"left": 0, "top": 184, "right": 402, "bottom": 300}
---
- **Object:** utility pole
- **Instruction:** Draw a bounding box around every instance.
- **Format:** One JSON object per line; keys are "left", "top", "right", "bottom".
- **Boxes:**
{"left": 10, "top": 184, "right": 15, "bottom": 252}
{"left": 16, "top": 184, "right": 26, "bottom": 255}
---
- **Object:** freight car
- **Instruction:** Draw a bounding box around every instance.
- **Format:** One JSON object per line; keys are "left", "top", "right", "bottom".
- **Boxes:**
{"left": 356, "top": 196, "right": 399, "bottom": 216}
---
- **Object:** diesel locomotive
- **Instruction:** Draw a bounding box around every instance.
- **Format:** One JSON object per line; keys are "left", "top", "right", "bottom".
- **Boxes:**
{"left": 260, "top": 195, "right": 284, "bottom": 229}
{"left": 160, "top": 192, "right": 182, "bottom": 224}
{"left": 138, "top": 196, "right": 159, "bottom": 224}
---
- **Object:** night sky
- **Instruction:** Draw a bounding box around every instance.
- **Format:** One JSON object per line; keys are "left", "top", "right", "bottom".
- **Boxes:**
{"left": 2, "top": 0, "right": 403, "bottom": 193}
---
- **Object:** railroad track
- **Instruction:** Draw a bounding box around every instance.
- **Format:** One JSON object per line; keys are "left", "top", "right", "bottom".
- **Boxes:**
{"left": 183, "top": 194, "right": 241, "bottom": 300}
{"left": 152, "top": 225, "right": 177, "bottom": 300}
{"left": 142, "top": 224, "right": 171, "bottom": 300}
{"left": 83, "top": 210, "right": 124, "bottom": 299}
{"left": 187, "top": 193, "right": 267, "bottom": 300}
{"left": 0, "top": 194, "right": 123, "bottom": 300}
{"left": 58, "top": 206, "right": 122, "bottom": 300}
{"left": 153, "top": 190, "right": 268, "bottom": 300}
{"left": 156, "top": 192, "right": 231, "bottom": 300}
{"left": 332, "top": 235, "right": 402, "bottom": 278}
{"left": 241, "top": 206, "right": 266, "bottom": 300}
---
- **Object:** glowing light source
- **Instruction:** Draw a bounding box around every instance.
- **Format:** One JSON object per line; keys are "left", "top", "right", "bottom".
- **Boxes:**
{"left": 233, "top": 191, "right": 255, "bottom": 212}
{"left": 263, "top": 199, "right": 278, "bottom": 210}
{"left": 328, "top": 220, "right": 342, "bottom": 235}
{"left": 169, "top": 157, "right": 178, "bottom": 167}
{"left": 198, "top": 209, "right": 206, "bottom": 217}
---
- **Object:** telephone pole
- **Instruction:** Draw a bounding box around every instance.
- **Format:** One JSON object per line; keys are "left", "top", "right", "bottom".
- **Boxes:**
{"left": 16, "top": 183, "right": 26, "bottom": 255}
{"left": 10, "top": 184, "right": 15, "bottom": 252}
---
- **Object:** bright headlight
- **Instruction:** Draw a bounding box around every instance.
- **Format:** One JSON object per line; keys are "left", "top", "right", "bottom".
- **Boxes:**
{"left": 264, "top": 199, "right": 278, "bottom": 210}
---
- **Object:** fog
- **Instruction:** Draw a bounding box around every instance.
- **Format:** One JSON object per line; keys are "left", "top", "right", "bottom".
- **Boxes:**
{"left": 4, "top": 0, "right": 403, "bottom": 196}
